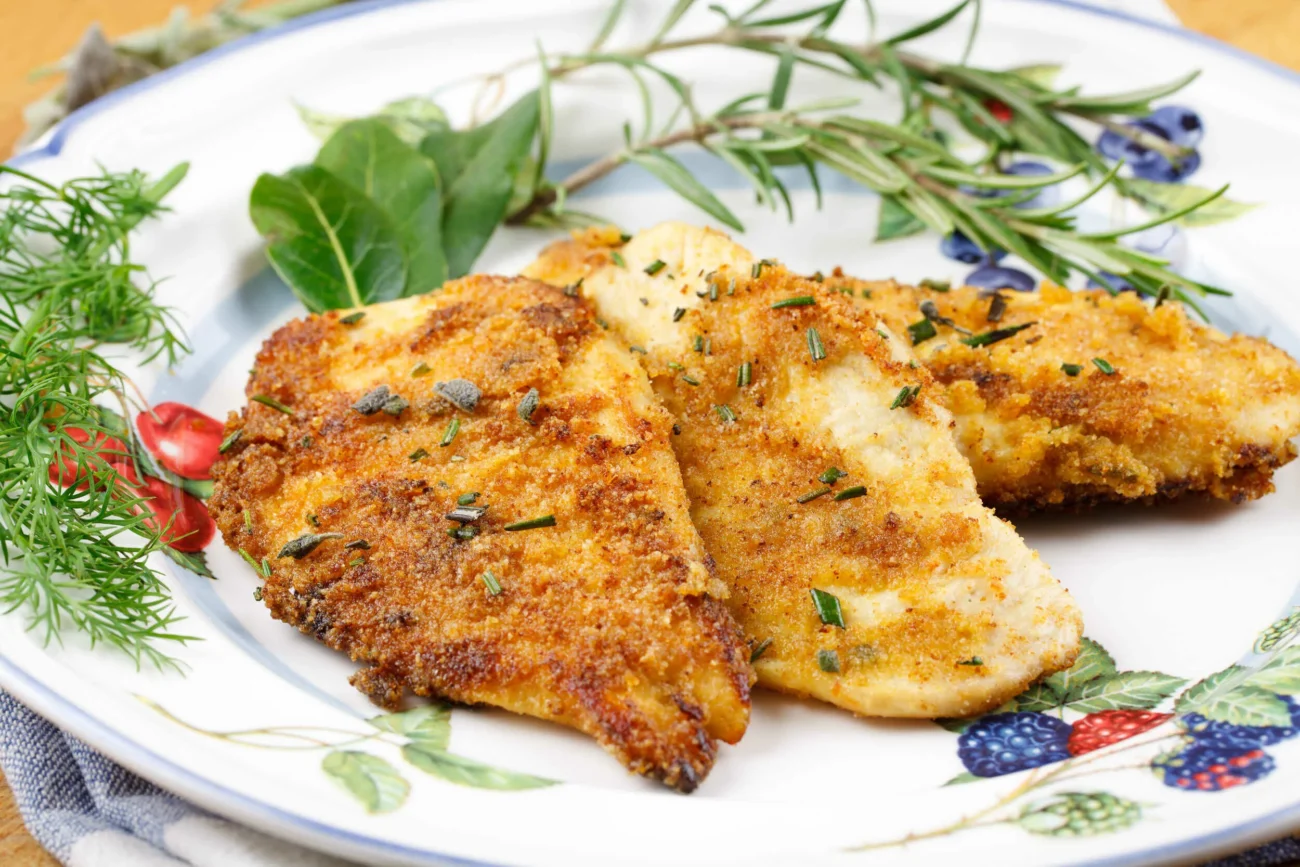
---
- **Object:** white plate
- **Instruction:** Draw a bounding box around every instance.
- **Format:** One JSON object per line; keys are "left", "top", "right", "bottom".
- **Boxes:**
{"left": 8, "top": 1, "right": 1300, "bottom": 864}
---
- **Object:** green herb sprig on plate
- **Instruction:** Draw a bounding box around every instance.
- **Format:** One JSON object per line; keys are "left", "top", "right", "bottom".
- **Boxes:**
{"left": 0, "top": 163, "right": 194, "bottom": 668}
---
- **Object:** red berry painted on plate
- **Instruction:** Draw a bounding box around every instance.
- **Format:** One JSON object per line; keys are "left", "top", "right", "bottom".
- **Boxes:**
{"left": 48, "top": 427, "right": 129, "bottom": 490}
{"left": 983, "top": 98, "right": 1013, "bottom": 123}
{"left": 1068, "top": 710, "right": 1173, "bottom": 756}
{"left": 136, "top": 402, "right": 224, "bottom": 480}
{"left": 112, "top": 461, "right": 216, "bottom": 552}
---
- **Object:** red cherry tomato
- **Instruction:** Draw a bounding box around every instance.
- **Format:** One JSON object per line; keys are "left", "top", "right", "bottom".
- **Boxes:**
{"left": 48, "top": 427, "right": 128, "bottom": 490}
{"left": 111, "top": 462, "right": 215, "bottom": 553}
{"left": 136, "top": 402, "right": 224, "bottom": 481}
{"left": 983, "top": 98, "right": 1013, "bottom": 124}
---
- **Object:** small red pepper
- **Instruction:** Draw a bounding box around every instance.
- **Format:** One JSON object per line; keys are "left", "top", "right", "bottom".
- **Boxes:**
{"left": 136, "top": 402, "right": 224, "bottom": 481}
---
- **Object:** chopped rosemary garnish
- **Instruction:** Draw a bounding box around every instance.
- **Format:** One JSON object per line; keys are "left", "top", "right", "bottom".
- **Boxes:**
{"left": 504, "top": 515, "right": 556, "bottom": 531}
{"left": 961, "top": 322, "right": 1037, "bottom": 347}
{"left": 919, "top": 278, "right": 950, "bottom": 293}
{"left": 300, "top": 436, "right": 313, "bottom": 448}
{"left": 810, "top": 588, "right": 846, "bottom": 628}
{"left": 482, "top": 571, "right": 503, "bottom": 596}
{"left": 639, "top": 297, "right": 649, "bottom": 306}
{"left": 817, "top": 649, "right": 841, "bottom": 673}
{"left": 434, "top": 379, "right": 481, "bottom": 411}
{"left": 253, "top": 586, "right": 264, "bottom": 602}
{"left": 610, "top": 250, "right": 627, "bottom": 268}
{"left": 517, "top": 387, "right": 540, "bottom": 424}
{"left": 339, "top": 311, "right": 366, "bottom": 325}
{"left": 238, "top": 548, "right": 262, "bottom": 574}
{"left": 278, "top": 532, "right": 343, "bottom": 559}
{"left": 630, "top": 345, "right": 647, "bottom": 354}
{"left": 1093, "top": 357, "right": 1116, "bottom": 375}
{"left": 907, "top": 319, "right": 937, "bottom": 345}
{"left": 1061, "top": 363, "right": 1083, "bottom": 377}
{"left": 876, "top": 329, "right": 889, "bottom": 341}
{"left": 345, "top": 540, "right": 371, "bottom": 550}
{"left": 833, "top": 485, "right": 868, "bottom": 501}
{"left": 564, "top": 278, "right": 583, "bottom": 297}
{"left": 448, "top": 526, "right": 479, "bottom": 541}
{"left": 705, "top": 281, "right": 717, "bottom": 302}
{"left": 806, "top": 327, "right": 826, "bottom": 362}
{"left": 715, "top": 404, "right": 737, "bottom": 423}
{"left": 704, "top": 337, "right": 712, "bottom": 355}
{"left": 252, "top": 394, "right": 294, "bottom": 415}
{"left": 306, "top": 514, "right": 319, "bottom": 527}
{"left": 243, "top": 510, "right": 253, "bottom": 532}
{"left": 693, "top": 335, "right": 704, "bottom": 353}
{"left": 811, "top": 271, "right": 824, "bottom": 283}
{"left": 644, "top": 259, "right": 666, "bottom": 275}
{"left": 409, "top": 447, "right": 429, "bottom": 462}
{"left": 672, "top": 423, "right": 682, "bottom": 435}
{"left": 439, "top": 418, "right": 461, "bottom": 447}
{"left": 987, "top": 293, "right": 1007, "bottom": 323}
{"left": 458, "top": 492, "right": 480, "bottom": 505}
{"left": 819, "top": 467, "right": 846, "bottom": 484}
{"left": 751, "top": 259, "right": 774, "bottom": 278}
{"left": 771, "top": 295, "right": 816, "bottom": 309}
{"left": 596, "top": 317, "right": 609, "bottom": 329}
{"left": 727, "top": 278, "right": 736, "bottom": 296}
{"left": 736, "top": 361, "right": 752, "bottom": 388}
{"left": 681, "top": 374, "right": 701, "bottom": 386}
{"left": 672, "top": 307, "right": 686, "bottom": 322}
{"left": 411, "top": 361, "right": 431, "bottom": 377}
{"left": 218, "top": 429, "right": 243, "bottom": 453}
{"left": 348, "top": 556, "right": 365, "bottom": 568}
{"left": 798, "top": 487, "right": 832, "bottom": 503}
{"left": 750, "top": 637, "right": 774, "bottom": 663}
{"left": 890, "top": 385, "right": 921, "bottom": 410}
{"left": 667, "top": 361, "right": 684, "bottom": 371}
{"left": 959, "top": 657, "right": 985, "bottom": 666}
{"left": 447, "top": 505, "right": 489, "bottom": 523}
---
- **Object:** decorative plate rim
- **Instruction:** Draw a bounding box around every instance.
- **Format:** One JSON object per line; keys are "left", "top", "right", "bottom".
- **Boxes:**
{"left": 5, "top": 2, "right": 1300, "bottom": 866}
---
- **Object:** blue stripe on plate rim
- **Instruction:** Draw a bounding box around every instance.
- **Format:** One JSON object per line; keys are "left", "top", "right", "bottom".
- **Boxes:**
{"left": 4, "top": 1, "right": 1300, "bottom": 864}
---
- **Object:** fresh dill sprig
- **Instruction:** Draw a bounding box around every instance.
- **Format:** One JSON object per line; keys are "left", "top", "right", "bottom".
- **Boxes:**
{"left": 490, "top": 0, "right": 1229, "bottom": 312}
{"left": 0, "top": 163, "right": 194, "bottom": 669}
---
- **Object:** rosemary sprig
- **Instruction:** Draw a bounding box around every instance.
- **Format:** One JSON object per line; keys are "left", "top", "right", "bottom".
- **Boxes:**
{"left": 0, "top": 163, "right": 193, "bottom": 668}
{"left": 491, "top": 0, "right": 1229, "bottom": 310}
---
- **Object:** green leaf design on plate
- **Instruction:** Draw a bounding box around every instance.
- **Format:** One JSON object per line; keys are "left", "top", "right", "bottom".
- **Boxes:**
{"left": 297, "top": 97, "right": 449, "bottom": 145}
{"left": 1064, "top": 671, "right": 1185, "bottom": 713}
{"left": 1247, "top": 647, "right": 1300, "bottom": 694}
{"left": 1190, "top": 684, "right": 1294, "bottom": 728}
{"left": 626, "top": 147, "right": 744, "bottom": 232}
{"left": 875, "top": 195, "right": 927, "bottom": 242}
{"left": 322, "top": 750, "right": 410, "bottom": 813}
{"left": 1003, "top": 63, "right": 1063, "bottom": 90}
{"left": 401, "top": 743, "right": 555, "bottom": 790}
{"left": 943, "top": 771, "right": 981, "bottom": 786}
{"left": 1018, "top": 792, "right": 1142, "bottom": 837}
{"left": 160, "top": 547, "right": 214, "bottom": 579}
{"left": 316, "top": 119, "right": 448, "bottom": 294}
{"left": 369, "top": 704, "right": 451, "bottom": 750}
{"left": 422, "top": 91, "right": 540, "bottom": 278}
{"left": 1046, "top": 637, "right": 1117, "bottom": 701}
{"left": 249, "top": 165, "right": 407, "bottom": 312}
{"left": 1124, "top": 177, "right": 1257, "bottom": 228}
{"left": 1255, "top": 609, "right": 1300, "bottom": 654}
{"left": 1176, "top": 665, "right": 1244, "bottom": 713}
{"left": 1014, "top": 681, "right": 1064, "bottom": 712}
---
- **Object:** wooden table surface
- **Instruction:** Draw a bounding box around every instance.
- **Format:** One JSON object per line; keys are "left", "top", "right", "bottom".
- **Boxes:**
{"left": 2, "top": 1, "right": 1299, "bottom": 864}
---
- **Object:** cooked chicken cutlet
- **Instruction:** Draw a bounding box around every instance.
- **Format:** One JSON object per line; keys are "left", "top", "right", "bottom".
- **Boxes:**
{"left": 207, "top": 275, "right": 751, "bottom": 792}
{"left": 529, "top": 226, "right": 1300, "bottom": 512}
{"left": 821, "top": 274, "right": 1300, "bottom": 511}
{"left": 524, "top": 223, "right": 1081, "bottom": 718}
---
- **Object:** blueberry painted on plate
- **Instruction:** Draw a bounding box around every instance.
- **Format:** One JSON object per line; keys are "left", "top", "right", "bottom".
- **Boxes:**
{"left": 1001, "top": 161, "right": 1061, "bottom": 209}
{"left": 1096, "top": 105, "right": 1204, "bottom": 183}
{"left": 941, "top": 230, "right": 1005, "bottom": 265}
{"left": 966, "top": 265, "right": 1036, "bottom": 293}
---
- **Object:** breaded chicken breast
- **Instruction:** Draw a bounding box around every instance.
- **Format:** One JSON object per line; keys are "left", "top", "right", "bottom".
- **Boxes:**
{"left": 525, "top": 223, "right": 1081, "bottom": 718}
{"left": 207, "top": 275, "right": 751, "bottom": 792}
{"left": 821, "top": 274, "right": 1300, "bottom": 511}
{"left": 529, "top": 226, "right": 1300, "bottom": 512}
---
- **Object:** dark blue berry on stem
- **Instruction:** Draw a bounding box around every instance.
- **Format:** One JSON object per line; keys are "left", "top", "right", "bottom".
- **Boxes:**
{"left": 1003, "top": 161, "right": 1060, "bottom": 209}
{"left": 958, "top": 712, "right": 1072, "bottom": 777}
{"left": 965, "top": 265, "right": 1036, "bottom": 294}
{"left": 1181, "top": 695, "right": 1300, "bottom": 751}
{"left": 1096, "top": 120, "right": 1201, "bottom": 183}
{"left": 941, "top": 230, "right": 1004, "bottom": 265}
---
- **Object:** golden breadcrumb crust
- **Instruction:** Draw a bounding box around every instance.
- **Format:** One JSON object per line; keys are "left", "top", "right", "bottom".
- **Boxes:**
{"left": 525, "top": 225, "right": 1081, "bottom": 719}
{"left": 208, "top": 275, "right": 751, "bottom": 792}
